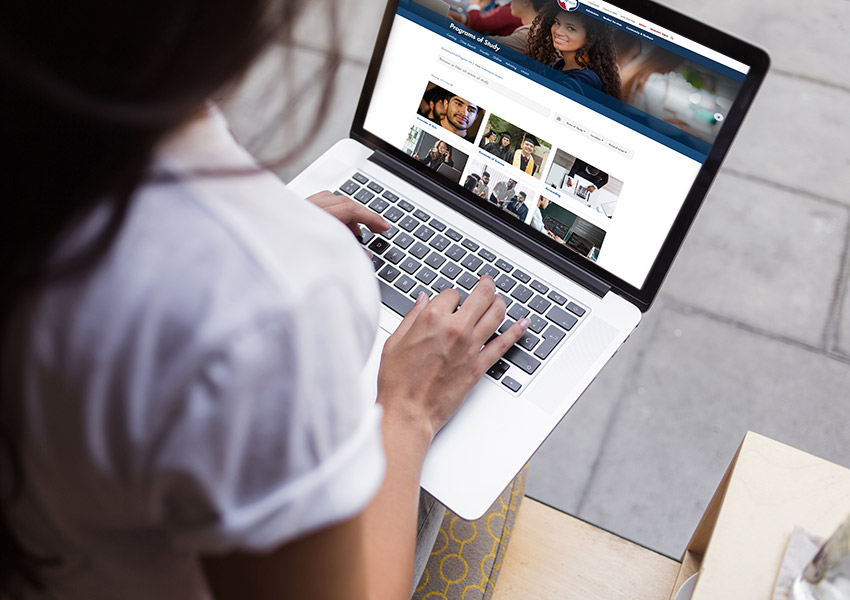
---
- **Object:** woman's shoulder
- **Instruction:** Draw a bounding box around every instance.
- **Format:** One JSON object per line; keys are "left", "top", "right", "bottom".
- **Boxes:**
{"left": 551, "top": 61, "right": 603, "bottom": 90}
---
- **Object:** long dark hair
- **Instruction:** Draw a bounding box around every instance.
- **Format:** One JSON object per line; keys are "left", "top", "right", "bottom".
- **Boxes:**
{"left": 527, "top": 4, "right": 622, "bottom": 100}
{"left": 0, "top": 0, "right": 338, "bottom": 594}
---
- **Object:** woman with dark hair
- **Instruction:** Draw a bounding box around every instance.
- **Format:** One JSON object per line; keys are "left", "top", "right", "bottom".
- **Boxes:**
{"left": 0, "top": 1, "right": 528, "bottom": 599}
{"left": 527, "top": 5, "right": 622, "bottom": 99}
{"left": 418, "top": 140, "right": 454, "bottom": 170}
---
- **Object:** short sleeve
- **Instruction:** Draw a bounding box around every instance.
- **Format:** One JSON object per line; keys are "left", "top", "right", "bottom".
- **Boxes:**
{"left": 143, "top": 280, "right": 385, "bottom": 554}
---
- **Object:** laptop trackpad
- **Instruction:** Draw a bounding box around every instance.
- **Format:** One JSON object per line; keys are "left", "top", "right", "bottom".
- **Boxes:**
{"left": 531, "top": 316, "right": 618, "bottom": 414}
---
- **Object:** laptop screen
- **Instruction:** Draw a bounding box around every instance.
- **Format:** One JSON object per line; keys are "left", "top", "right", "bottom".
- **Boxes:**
{"left": 360, "top": 0, "right": 761, "bottom": 293}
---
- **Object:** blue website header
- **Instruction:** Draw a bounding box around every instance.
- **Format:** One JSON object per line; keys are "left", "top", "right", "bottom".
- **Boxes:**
{"left": 399, "top": 0, "right": 746, "bottom": 161}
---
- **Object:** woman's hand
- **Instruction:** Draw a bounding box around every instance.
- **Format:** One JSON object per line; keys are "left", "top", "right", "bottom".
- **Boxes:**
{"left": 308, "top": 191, "right": 389, "bottom": 239}
{"left": 377, "top": 276, "right": 529, "bottom": 441}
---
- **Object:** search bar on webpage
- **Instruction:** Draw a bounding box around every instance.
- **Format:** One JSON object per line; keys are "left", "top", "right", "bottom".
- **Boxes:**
{"left": 435, "top": 55, "right": 551, "bottom": 118}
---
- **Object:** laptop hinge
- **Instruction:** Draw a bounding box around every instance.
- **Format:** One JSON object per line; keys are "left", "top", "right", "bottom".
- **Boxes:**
{"left": 368, "top": 149, "right": 612, "bottom": 299}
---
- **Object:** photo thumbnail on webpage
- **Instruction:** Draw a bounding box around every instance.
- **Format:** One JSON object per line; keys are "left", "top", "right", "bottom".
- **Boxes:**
{"left": 544, "top": 149, "right": 624, "bottom": 219}
{"left": 478, "top": 113, "right": 551, "bottom": 179}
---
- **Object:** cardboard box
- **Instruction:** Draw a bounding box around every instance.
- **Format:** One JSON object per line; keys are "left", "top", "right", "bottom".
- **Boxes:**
{"left": 669, "top": 432, "right": 850, "bottom": 599}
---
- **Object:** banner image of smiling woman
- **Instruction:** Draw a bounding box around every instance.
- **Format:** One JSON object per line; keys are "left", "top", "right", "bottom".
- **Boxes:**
{"left": 527, "top": 2, "right": 622, "bottom": 99}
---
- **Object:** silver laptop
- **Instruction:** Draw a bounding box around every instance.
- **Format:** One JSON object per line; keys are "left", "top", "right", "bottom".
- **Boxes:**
{"left": 289, "top": 0, "right": 768, "bottom": 519}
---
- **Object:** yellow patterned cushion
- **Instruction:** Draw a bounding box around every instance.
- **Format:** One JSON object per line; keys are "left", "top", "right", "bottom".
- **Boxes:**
{"left": 412, "top": 466, "right": 528, "bottom": 600}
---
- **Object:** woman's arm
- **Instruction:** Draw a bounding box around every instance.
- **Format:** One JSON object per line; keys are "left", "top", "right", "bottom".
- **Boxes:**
{"left": 202, "top": 193, "right": 528, "bottom": 600}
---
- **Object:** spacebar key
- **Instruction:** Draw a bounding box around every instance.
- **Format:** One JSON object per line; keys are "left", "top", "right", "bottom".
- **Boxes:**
{"left": 378, "top": 280, "right": 415, "bottom": 317}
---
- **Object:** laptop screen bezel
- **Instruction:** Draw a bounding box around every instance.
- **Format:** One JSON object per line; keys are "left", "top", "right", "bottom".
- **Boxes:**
{"left": 350, "top": 0, "right": 770, "bottom": 312}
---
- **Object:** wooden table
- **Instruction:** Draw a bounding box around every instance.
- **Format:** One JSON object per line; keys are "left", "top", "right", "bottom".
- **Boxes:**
{"left": 492, "top": 499, "right": 680, "bottom": 600}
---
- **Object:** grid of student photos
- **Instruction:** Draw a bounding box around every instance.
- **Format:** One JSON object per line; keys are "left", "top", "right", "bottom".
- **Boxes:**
{"left": 403, "top": 79, "right": 628, "bottom": 265}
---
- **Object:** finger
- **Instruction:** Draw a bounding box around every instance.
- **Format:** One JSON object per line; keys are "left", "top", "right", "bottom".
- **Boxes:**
{"left": 478, "top": 319, "right": 529, "bottom": 371}
{"left": 335, "top": 200, "right": 391, "bottom": 234}
{"left": 455, "top": 276, "right": 497, "bottom": 321}
{"left": 469, "top": 293, "right": 508, "bottom": 343}
{"left": 427, "top": 287, "right": 461, "bottom": 315}
{"left": 306, "top": 190, "right": 337, "bottom": 209}
{"left": 389, "top": 291, "right": 430, "bottom": 341}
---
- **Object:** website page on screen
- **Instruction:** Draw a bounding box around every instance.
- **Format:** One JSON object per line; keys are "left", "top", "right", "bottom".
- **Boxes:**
{"left": 362, "top": 0, "right": 750, "bottom": 288}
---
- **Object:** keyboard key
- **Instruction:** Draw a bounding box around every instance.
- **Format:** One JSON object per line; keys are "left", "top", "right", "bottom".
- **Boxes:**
{"left": 495, "top": 274, "right": 517, "bottom": 293}
{"left": 497, "top": 292, "right": 512, "bottom": 308}
{"left": 394, "top": 274, "right": 416, "bottom": 293}
{"left": 513, "top": 270, "right": 531, "bottom": 284}
{"left": 409, "top": 242, "right": 429, "bottom": 259}
{"left": 369, "top": 198, "right": 389, "bottom": 213}
{"left": 440, "top": 262, "right": 462, "bottom": 280}
{"left": 508, "top": 304, "right": 530, "bottom": 321}
{"left": 378, "top": 280, "right": 415, "bottom": 317}
{"left": 547, "top": 305, "right": 578, "bottom": 331}
{"left": 340, "top": 179, "right": 360, "bottom": 195}
{"left": 533, "top": 334, "right": 562, "bottom": 360}
{"left": 371, "top": 255, "right": 385, "bottom": 271}
{"left": 445, "top": 244, "right": 467, "bottom": 261}
{"left": 383, "top": 190, "right": 399, "bottom": 202}
{"left": 461, "top": 254, "right": 483, "bottom": 271}
{"left": 462, "top": 239, "right": 480, "bottom": 252}
{"left": 416, "top": 267, "right": 437, "bottom": 285}
{"left": 542, "top": 324, "right": 567, "bottom": 342}
{"left": 431, "top": 277, "right": 453, "bottom": 293}
{"left": 478, "top": 248, "right": 496, "bottom": 262}
{"left": 528, "top": 314, "right": 548, "bottom": 334}
{"left": 429, "top": 218, "right": 446, "bottom": 231}
{"left": 380, "top": 225, "right": 398, "bottom": 240}
{"left": 486, "top": 359, "right": 509, "bottom": 380}
{"left": 378, "top": 265, "right": 400, "bottom": 283}
{"left": 399, "top": 216, "right": 418, "bottom": 232}
{"left": 530, "top": 280, "right": 549, "bottom": 294}
{"left": 567, "top": 302, "right": 586, "bottom": 317}
{"left": 413, "top": 209, "right": 430, "bottom": 221}
{"left": 510, "top": 285, "right": 533, "bottom": 304}
{"left": 429, "top": 234, "right": 450, "bottom": 252}
{"left": 367, "top": 181, "right": 384, "bottom": 193}
{"left": 498, "top": 320, "right": 513, "bottom": 334}
{"left": 528, "top": 295, "right": 552, "bottom": 314}
{"left": 478, "top": 264, "right": 500, "bottom": 279}
{"left": 456, "top": 271, "right": 478, "bottom": 290}
{"left": 518, "top": 331, "right": 540, "bottom": 351}
{"left": 398, "top": 199, "right": 415, "bottom": 212}
{"left": 383, "top": 206, "right": 404, "bottom": 222}
{"left": 395, "top": 232, "right": 414, "bottom": 249}
{"left": 503, "top": 346, "right": 541, "bottom": 375}
{"left": 446, "top": 229, "right": 463, "bottom": 242}
{"left": 502, "top": 376, "right": 522, "bottom": 392}
{"left": 547, "top": 290, "right": 567, "bottom": 305}
{"left": 414, "top": 225, "right": 435, "bottom": 241}
{"left": 533, "top": 325, "right": 567, "bottom": 359}
{"left": 425, "top": 252, "right": 446, "bottom": 269}
{"left": 495, "top": 258, "right": 513, "bottom": 273}
{"left": 354, "top": 188, "right": 374, "bottom": 204}
{"left": 399, "top": 257, "right": 421, "bottom": 275}
{"left": 368, "top": 238, "right": 390, "bottom": 255}
{"left": 352, "top": 172, "right": 369, "bottom": 184}
{"left": 409, "top": 284, "right": 433, "bottom": 299}
{"left": 384, "top": 247, "right": 404, "bottom": 264}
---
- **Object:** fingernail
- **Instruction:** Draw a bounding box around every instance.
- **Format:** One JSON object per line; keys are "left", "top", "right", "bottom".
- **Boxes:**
{"left": 416, "top": 292, "right": 429, "bottom": 305}
{"left": 518, "top": 318, "right": 530, "bottom": 331}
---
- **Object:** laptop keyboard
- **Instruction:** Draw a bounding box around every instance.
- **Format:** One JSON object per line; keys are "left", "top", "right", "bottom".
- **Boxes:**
{"left": 336, "top": 172, "right": 589, "bottom": 394}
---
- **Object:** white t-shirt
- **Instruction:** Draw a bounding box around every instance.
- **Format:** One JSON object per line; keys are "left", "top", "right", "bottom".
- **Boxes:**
{"left": 7, "top": 110, "right": 385, "bottom": 599}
